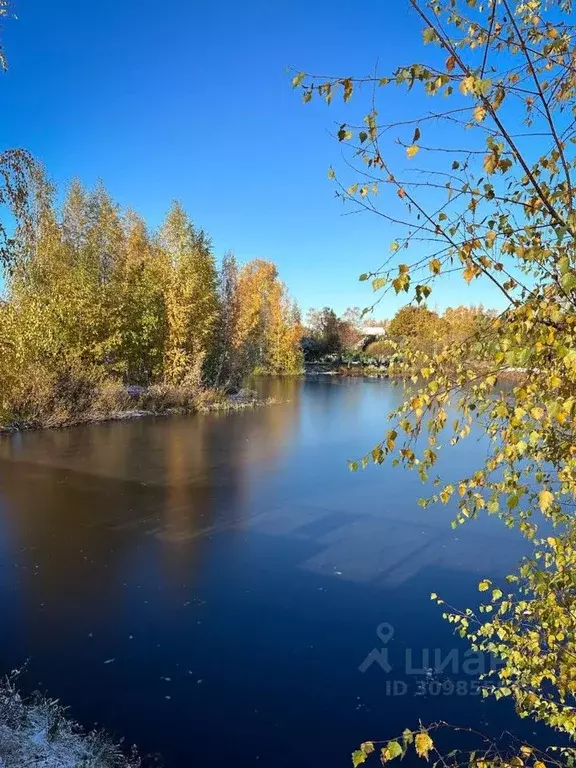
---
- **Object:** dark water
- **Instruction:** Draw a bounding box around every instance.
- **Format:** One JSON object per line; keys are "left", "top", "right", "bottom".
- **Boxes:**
{"left": 0, "top": 377, "right": 540, "bottom": 765}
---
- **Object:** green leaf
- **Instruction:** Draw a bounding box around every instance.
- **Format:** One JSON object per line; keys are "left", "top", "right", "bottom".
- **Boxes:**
{"left": 381, "top": 741, "right": 403, "bottom": 762}
{"left": 560, "top": 271, "right": 576, "bottom": 293}
{"left": 478, "top": 579, "right": 492, "bottom": 592}
{"left": 291, "top": 72, "right": 305, "bottom": 88}
{"left": 338, "top": 127, "right": 353, "bottom": 142}
{"left": 352, "top": 749, "right": 367, "bottom": 767}
{"left": 361, "top": 742, "right": 375, "bottom": 756}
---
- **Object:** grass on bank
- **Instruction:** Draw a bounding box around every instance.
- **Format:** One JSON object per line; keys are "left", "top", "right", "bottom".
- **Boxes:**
{"left": 0, "top": 358, "right": 269, "bottom": 432}
{"left": 0, "top": 673, "right": 141, "bottom": 768}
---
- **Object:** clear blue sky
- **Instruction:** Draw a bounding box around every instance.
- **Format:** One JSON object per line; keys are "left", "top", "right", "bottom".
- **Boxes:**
{"left": 1, "top": 0, "right": 505, "bottom": 317}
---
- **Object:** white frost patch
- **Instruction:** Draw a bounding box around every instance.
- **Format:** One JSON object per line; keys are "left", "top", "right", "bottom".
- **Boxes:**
{"left": 0, "top": 674, "right": 140, "bottom": 767}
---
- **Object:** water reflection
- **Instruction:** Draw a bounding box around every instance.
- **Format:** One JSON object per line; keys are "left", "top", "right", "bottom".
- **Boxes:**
{"left": 0, "top": 377, "right": 535, "bottom": 768}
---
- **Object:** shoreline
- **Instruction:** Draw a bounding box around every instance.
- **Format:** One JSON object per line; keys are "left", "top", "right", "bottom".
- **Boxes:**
{"left": 0, "top": 390, "right": 274, "bottom": 435}
{"left": 304, "top": 363, "right": 526, "bottom": 382}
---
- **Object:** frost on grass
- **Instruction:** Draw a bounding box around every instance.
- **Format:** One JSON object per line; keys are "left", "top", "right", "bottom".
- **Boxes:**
{"left": 0, "top": 672, "right": 141, "bottom": 767}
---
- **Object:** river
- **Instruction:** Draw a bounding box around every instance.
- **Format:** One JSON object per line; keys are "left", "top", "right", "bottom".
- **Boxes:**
{"left": 0, "top": 376, "right": 539, "bottom": 766}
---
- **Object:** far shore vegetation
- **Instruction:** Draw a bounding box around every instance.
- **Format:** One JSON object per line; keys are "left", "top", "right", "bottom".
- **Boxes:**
{"left": 0, "top": 167, "right": 500, "bottom": 432}
{"left": 0, "top": 175, "right": 304, "bottom": 430}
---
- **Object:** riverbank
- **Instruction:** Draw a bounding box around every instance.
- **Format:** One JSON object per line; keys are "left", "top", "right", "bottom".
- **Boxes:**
{"left": 0, "top": 385, "right": 272, "bottom": 434}
{"left": 305, "top": 362, "right": 389, "bottom": 378}
{"left": 305, "top": 362, "right": 526, "bottom": 383}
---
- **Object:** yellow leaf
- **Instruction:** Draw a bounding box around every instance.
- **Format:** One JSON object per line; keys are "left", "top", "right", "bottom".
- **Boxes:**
{"left": 463, "top": 264, "right": 477, "bottom": 284}
{"left": 460, "top": 76, "right": 475, "bottom": 95}
{"left": 415, "top": 733, "right": 434, "bottom": 761}
{"left": 406, "top": 145, "right": 420, "bottom": 158}
{"left": 483, "top": 154, "right": 497, "bottom": 174}
{"left": 478, "top": 579, "right": 491, "bottom": 592}
{"left": 539, "top": 489, "right": 554, "bottom": 513}
{"left": 492, "top": 87, "right": 506, "bottom": 111}
{"left": 474, "top": 105, "right": 486, "bottom": 122}
{"left": 291, "top": 72, "right": 305, "bottom": 88}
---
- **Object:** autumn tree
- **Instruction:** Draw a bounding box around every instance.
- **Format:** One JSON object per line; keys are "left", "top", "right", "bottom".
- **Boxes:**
{"left": 388, "top": 305, "right": 443, "bottom": 340}
{"left": 158, "top": 201, "right": 219, "bottom": 384}
{"left": 0, "top": 2, "right": 35, "bottom": 266}
{"left": 264, "top": 280, "right": 303, "bottom": 374}
{"left": 0, "top": 168, "right": 301, "bottom": 422}
{"left": 340, "top": 306, "right": 364, "bottom": 349}
{"left": 234, "top": 258, "right": 303, "bottom": 375}
{"left": 296, "top": 0, "right": 576, "bottom": 746}
{"left": 442, "top": 305, "right": 495, "bottom": 346}
{"left": 305, "top": 307, "right": 343, "bottom": 357}
{"left": 213, "top": 251, "right": 242, "bottom": 387}
{"left": 107, "top": 211, "right": 167, "bottom": 383}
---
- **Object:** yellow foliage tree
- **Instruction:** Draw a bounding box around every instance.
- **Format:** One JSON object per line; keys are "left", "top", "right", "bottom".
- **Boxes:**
{"left": 159, "top": 201, "right": 219, "bottom": 384}
{"left": 297, "top": 0, "right": 576, "bottom": 746}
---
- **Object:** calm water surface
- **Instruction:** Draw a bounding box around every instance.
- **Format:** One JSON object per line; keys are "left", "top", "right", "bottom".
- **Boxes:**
{"left": 0, "top": 377, "right": 538, "bottom": 765}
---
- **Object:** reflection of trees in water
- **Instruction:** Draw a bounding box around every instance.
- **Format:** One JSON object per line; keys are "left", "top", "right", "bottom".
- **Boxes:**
{"left": 299, "top": 378, "right": 405, "bottom": 436}
{"left": 0, "top": 378, "right": 304, "bottom": 614}
{"left": 224, "top": 376, "right": 302, "bottom": 467}
{"left": 0, "top": 455, "right": 149, "bottom": 653}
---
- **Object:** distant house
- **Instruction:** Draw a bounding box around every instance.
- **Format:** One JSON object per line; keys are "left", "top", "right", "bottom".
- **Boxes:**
{"left": 354, "top": 325, "right": 388, "bottom": 351}
{"left": 362, "top": 326, "right": 387, "bottom": 337}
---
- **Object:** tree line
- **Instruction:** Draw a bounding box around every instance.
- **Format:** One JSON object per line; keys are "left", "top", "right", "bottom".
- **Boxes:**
{"left": 0, "top": 176, "right": 303, "bottom": 426}
{"left": 301, "top": 303, "right": 495, "bottom": 361}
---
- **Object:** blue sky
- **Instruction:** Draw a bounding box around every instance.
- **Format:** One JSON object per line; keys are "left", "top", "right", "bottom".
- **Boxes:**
{"left": 1, "top": 0, "right": 506, "bottom": 317}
